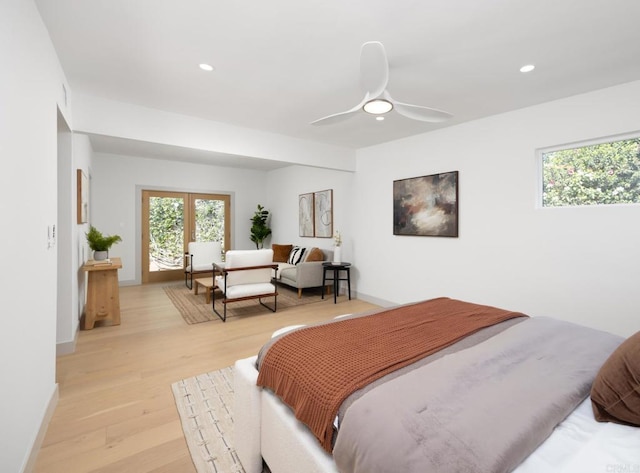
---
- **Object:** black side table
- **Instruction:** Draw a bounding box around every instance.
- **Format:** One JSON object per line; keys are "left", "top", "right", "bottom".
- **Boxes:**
{"left": 322, "top": 262, "right": 352, "bottom": 304}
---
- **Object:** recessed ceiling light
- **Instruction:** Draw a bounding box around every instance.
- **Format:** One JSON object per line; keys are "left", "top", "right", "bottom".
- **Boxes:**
{"left": 199, "top": 63, "right": 214, "bottom": 72}
{"left": 376, "top": 116, "right": 385, "bottom": 121}
{"left": 363, "top": 99, "right": 393, "bottom": 115}
{"left": 520, "top": 64, "right": 535, "bottom": 73}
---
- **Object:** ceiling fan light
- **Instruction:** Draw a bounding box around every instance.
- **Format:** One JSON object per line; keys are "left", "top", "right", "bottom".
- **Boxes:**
{"left": 363, "top": 99, "right": 393, "bottom": 115}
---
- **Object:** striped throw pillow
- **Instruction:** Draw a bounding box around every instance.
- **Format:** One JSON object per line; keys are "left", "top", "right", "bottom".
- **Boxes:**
{"left": 287, "top": 246, "right": 306, "bottom": 265}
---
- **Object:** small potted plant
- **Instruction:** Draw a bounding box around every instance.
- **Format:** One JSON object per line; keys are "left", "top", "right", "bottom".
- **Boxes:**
{"left": 86, "top": 226, "right": 122, "bottom": 261}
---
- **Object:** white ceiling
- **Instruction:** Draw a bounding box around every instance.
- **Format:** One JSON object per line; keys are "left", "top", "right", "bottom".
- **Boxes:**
{"left": 36, "top": 0, "right": 640, "bottom": 163}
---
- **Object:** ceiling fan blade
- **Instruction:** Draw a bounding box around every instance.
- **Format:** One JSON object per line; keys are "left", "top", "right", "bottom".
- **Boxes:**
{"left": 310, "top": 94, "right": 370, "bottom": 126}
{"left": 312, "top": 42, "right": 452, "bottom": 127}
{"left": 360, "top": 41, "right": 388, "bottom": 98}
{"left": 391, "top": 97, "right": 453, "bottom": 123}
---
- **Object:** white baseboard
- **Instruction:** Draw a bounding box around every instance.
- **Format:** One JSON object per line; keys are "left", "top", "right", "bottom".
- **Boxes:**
{"left": 356, "top": 292, "right": 396, "bottom": 308}
{"left": 56, "top": 327, "right": 78, "bottom": 356}
{"left": 22, "top": 384, "right": 59, "bottom": 473}
{"left": 119, "top": 279, "right": 137, "bottom": 286}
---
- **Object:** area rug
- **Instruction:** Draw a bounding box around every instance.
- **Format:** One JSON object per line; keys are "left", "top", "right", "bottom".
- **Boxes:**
{"left": 164, "top": 283, "right": 325, "bottom": 324}
{"left": 171, "top": 366, "right": 270, "bottom": 473}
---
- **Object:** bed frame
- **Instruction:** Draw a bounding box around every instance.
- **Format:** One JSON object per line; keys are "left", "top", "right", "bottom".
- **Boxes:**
{"left": 235, "top": 355, "right": 337, "bottom": 473}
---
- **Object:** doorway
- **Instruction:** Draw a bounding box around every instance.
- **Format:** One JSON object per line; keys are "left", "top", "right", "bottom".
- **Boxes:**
{"left": 141, "top": 190, "right": 231, "bottom": 283}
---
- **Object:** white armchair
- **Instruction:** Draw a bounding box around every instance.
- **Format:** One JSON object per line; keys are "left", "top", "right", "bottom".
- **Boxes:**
{"left": 213, "top": 249, "right": 278, "bottom": 322}
{"left": 184, "top": 241, "right": 223, "bottom": 290}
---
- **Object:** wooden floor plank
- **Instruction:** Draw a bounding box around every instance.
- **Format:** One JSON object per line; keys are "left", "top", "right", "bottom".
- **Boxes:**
{"left": 35, "top": 283, "right": 378, "bottom": 472}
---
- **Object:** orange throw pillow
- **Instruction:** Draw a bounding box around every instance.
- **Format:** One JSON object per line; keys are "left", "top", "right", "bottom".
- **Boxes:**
{"left": 272, "top": 244, "right": 293, "bottom": 263}
{"left": 305, "top": 247, "right": 325, "bottom": 262}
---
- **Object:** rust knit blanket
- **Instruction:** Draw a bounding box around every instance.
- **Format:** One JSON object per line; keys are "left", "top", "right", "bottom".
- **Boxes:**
{"left": 256, "top": 297, "right": 527, "bottom": 452}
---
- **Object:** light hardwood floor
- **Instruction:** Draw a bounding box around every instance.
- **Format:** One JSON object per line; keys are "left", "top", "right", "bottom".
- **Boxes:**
{"left": 35, "top": 283, "right": 378, "bottom": 473}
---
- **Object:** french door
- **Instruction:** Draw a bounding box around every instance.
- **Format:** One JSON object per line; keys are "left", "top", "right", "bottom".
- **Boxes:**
{"left": 141, "top": 190, "right": 231, "bottom": 283}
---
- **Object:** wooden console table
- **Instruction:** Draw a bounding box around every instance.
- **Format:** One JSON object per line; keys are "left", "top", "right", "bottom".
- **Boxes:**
{"left": 82, "top": 257, "right": 123, "bottom": 329}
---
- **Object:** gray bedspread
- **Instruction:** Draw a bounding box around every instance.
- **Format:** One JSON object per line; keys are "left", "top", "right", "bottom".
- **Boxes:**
{"left": 333, "top": 317, "right": 622, "bottom": 473}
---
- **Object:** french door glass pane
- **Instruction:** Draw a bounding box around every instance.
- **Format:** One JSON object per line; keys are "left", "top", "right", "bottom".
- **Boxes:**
{"left": 148, "top": 196, "right": 184, "bottom": 272}
{"left": 194, "top": 198, "right": 225, "bottom": 248}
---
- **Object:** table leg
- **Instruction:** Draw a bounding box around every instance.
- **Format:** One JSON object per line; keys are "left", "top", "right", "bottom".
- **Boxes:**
{"left": 322, "top": 268, "right": 327, "bottom": 300}
{"left": 333, "top": 269, "right": 338, "bottom": 304}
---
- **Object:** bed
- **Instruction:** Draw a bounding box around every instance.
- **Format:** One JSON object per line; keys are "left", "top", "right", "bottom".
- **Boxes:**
{"left": 234, "top": 298, "right": 640, "bottom": 473}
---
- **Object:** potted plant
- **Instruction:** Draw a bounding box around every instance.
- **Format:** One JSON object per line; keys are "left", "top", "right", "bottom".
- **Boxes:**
{"left": 250, "top": 204, "right": 272, "bottom": 249}
{"left": 86, "top": 225, "right": 122, "bottom": 260}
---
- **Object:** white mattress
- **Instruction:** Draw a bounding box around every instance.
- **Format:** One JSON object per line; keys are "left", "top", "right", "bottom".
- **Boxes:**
{"left": 515, "top": 397, "right": 640, "bottom": 473}
{"left": 236, "top": 321, "right": 640, "bottom": 473}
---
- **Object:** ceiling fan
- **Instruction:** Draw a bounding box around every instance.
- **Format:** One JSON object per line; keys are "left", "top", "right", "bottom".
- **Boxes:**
{"left": 311, "top": 41, "right": 453, "bottom": 126}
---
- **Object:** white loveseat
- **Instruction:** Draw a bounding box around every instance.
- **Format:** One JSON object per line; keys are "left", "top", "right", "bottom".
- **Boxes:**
{"left": 271, "top": 245, "right": 333, "bottom": 298}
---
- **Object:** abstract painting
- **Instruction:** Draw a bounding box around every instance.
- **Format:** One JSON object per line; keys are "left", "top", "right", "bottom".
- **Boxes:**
{"left": 298, "top": 193, "right": 314, "bottom": 237}
{"left": 77, "top": 169, "right": 88, "bottom": 224}
{"left": 393, "top": 171, "right": 458, "bottom": 237}
{"left": 314, "top": 189, "right": 333, "bottom": 238}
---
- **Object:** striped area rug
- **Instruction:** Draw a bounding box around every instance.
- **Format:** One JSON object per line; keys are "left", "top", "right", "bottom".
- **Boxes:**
{"left": 164, "top": 283, "right": 324, "bottom": 324}
{"left": 171, "top": 367, "right": 270, "bottom": 473}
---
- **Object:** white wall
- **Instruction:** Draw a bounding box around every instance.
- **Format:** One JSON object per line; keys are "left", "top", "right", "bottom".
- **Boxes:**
{"left": 56, "top": 125, "right": 93, "bottom": 354}
{"left": 266, "top": 165, "right": 355, "bottom": 258}
{"left": 74, "top": 94, "right": 356, "bottom": 171}
{"left": 353, "top": 81, "right": 640, "bottom": 337}
{"left": 91, "top": 153, "right": 270, "bottom": 283}
{"left": 0, "top": 1, "right": 69, "bottom": 471}
{"left": 56, "top": 111, "right": 74, "bottom": 350}
{"left": 71, "top": 135, "right": 93, "bottom": 340}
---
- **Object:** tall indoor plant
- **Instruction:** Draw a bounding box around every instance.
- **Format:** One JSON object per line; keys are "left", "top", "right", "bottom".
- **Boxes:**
{"left": 250, "top": 204, "right": 272, "bottom": 249}
{"left": 86, "top": 225, "right": 122, "bottom": 260}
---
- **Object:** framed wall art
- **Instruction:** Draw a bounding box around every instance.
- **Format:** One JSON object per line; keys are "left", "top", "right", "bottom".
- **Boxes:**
{"left": 298, "top": 193, "right": 314, "bottom": 237}
{"left": 393, "top": 171, "right": 458, "bottom": 237}
{"left": 314, "top": 189, "right": 333, "bottom": 238}
{"left": 77, "top": 169, "right": 88, "bottom": 224}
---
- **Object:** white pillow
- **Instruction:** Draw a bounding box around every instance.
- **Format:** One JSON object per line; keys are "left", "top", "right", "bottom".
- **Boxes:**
{"left": 287, "top": 246, "right": 306, "bottom": 265}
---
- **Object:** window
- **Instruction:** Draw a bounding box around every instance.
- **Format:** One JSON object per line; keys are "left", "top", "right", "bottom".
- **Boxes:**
{"left": 141, "top": 190, "right": 231, "bottom": 283}
{"left": 540, "top": 135, "right": 640, "bottom": 207}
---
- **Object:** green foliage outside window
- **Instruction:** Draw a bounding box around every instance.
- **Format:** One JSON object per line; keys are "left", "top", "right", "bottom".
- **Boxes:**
{"left": 149, "top": 197, "right": 184, "bottom": 269}
{"left": 542, "top": 138, "right": 640, "bottom": 207}
{"left": 194, "top": 199, "right": 225, "bottom": 244}
{"left": 148, "top": 197, "right": 226, "bottom": 270}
